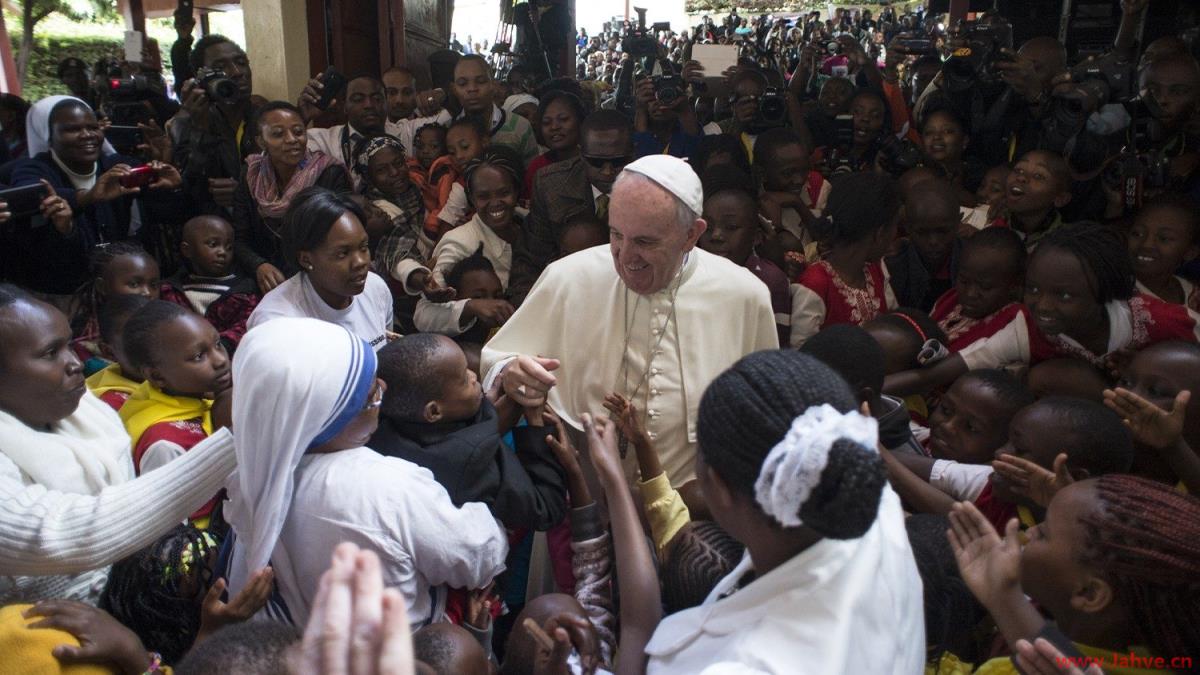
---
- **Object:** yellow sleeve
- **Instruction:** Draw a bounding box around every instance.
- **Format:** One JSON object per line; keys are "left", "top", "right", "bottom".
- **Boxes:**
{"left": 638, "top": 472, "right": 691, "bottom": 557}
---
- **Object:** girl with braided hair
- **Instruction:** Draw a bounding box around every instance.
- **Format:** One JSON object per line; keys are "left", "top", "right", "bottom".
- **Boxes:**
{"left": 887, "top": 222, "right": 1200, "bottom": 398}
{"left": 68, "top": 241, "right": 160, "bottom": 374}
{"left": 949, "top": 475, "right": 1200, "bottom": 674}
{"left": 410, "top": 147, "right": 522, "bottom": 337}
{"left": 643, "top": 350, "right": 925, "bottom": 674}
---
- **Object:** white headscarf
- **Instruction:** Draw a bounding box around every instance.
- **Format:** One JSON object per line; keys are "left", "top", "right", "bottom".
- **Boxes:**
{"left": 225, "top": 317, "right": 377, "bottom": 598}
{"left": 502, "top": 93, "right": 539, "bottom": 114}
{"left": 25, "top": 95, "right": 115, "bottom": 158}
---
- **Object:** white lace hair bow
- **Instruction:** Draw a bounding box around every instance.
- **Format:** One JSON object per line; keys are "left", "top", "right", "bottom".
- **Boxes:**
{"left": 754, "top": 404, "right": 879, "bottom": 528}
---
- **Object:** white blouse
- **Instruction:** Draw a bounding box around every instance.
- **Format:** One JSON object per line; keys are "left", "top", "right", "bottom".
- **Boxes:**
{"left": 645, "top": 488, "right": 925, "bottom": 675}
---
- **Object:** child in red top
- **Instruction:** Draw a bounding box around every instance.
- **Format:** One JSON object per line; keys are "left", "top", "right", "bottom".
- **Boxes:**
{"left": 423, "top": 118, "right": 488, "bottom": 241}
{"left": 1127, "top": 193, "right": 1200, "bottom": 312}
{"left": 118, "top": 301, "right": 231, "bottom": 525}
{"left": 888, "top": 223, "right": 1200, "bottom": 397}
{"left": 789, "top": 171, "right": 899, "bottom": 347}
{"left": 159, "top": 216, "right": 259, "bottom": 354}
{"left": 931, "top": 227, "right": 1026, "bottom": 353}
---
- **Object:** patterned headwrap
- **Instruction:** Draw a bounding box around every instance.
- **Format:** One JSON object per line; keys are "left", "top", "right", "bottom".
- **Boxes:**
{"left": 352, "top": 134, "right": 406, "bottom": 180}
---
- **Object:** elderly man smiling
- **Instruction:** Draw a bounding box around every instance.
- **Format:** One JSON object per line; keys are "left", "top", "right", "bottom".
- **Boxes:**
{"left": 482, "top": 155, "right": 778, "bottom": 487}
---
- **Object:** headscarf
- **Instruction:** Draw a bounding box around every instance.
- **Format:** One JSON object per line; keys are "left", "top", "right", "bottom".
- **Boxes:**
{"left": 25, "top": 95, "right": 114, "bottom": 158}
{"left": 351, "top": 134, "right": 406, "bottom": 182}
{"left": 224, "top": 318, "right": 377, "bottom": 600}
{"left": 244, "top": 150, "right": 340, "bottom": 220}
{"left": 502, "top": 93, "right": 538, "bottom": 114}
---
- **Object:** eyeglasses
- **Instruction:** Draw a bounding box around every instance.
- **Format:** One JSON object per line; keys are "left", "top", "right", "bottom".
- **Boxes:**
{"left": 362, "top": 379, "right": 385, "bottom": 411}
{"left": 582, "top": 154, "right": 633, "bottom": 171}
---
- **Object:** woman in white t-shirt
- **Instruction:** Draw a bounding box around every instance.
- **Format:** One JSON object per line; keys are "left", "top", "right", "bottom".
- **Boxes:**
{"left": 249, "top": 187, "right": 394, "bottom": 350}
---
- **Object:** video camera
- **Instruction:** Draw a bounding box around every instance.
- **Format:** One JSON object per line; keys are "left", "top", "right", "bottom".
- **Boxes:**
{"left": 622, "top": 7, "right": 666, "bottom": 59}
{"left": 105, "top": 75, "right": 158, "bottom": 126}
{"left": 890, "top": 32, "right": 937, "bottom": 56}
{"left": 941, "top": 18, "right": 1013, "bottom": 93}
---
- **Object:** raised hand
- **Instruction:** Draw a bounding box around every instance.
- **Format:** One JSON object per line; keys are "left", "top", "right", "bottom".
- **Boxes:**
{"left": 1104, "top": 387, "right": 1189, "bottom": 450}
{"left": 530, "top": 613, "right": 601, "bottom": 675}
{"left": 947, "top": 501, "right": 1022, "bottom": 607}
{"left": 465, "top": 580, "right": 496, "bottom": 631}
{"left": 993, "top": 452, "right": 1073, "bottom": 509}
{"left": 583, "top": 413, "right": 623, "bottom": 486}
{"left": 24, "top": 601, "right": 153, "bottom": 675}
{"left": 197, "top": 567, "right": 274, "bottom": 642}
{"left": 603, "top": 393, "right": 650, "bottom": 450}
{"left": 289, "top": 542, "right": 414, "bottom": 675}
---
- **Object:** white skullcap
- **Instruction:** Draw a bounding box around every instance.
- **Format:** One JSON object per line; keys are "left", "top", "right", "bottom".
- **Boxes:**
{"left": 621, "top": 154, "right": 704, "bottom": 215}
{"left": 503, "top": 94, "right": 538, "bottom": 113}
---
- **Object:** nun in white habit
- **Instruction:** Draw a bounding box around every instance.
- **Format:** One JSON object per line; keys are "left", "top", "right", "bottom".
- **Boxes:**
{"left": 225, "top": 317, "right": 507, "bottom": 628}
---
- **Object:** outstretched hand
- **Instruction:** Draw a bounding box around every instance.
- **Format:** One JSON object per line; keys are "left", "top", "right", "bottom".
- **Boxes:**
{"left": 603, "top": 393, "right": 650, "bottom": 450}
{"left": 582, "top": 413, "right": 622, "bottom": 486}
{"left": 289, "top": 543, "right": 414, "bottom": 675}
{"left": 947, "top": 501, "right": 1022, "bottom": 608}
{"left": 1104, "top": 387, "right": 1189, "bottom": 450}
{"left": 992, "top": 452, "right": 1073, "bottom": 509}
{"left": 1015, "top": 638, "right": 1106, "bottom": 675}
{"left": 197, "top": 567, "right": 274, "bottom": 642}
{"left": 529, "top": 613, "right": 601, "bottom": 675}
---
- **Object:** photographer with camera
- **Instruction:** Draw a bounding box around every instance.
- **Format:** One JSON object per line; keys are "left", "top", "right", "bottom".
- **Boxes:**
{"left": 631, "top": 60, "right": 703, "bottom": 160}
{"left": 171, "top": 35, "right": 261, "bottom": 218}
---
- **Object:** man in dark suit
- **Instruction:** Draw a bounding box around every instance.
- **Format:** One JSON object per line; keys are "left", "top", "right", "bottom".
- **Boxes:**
{"left": 509, "top": 110, "right": 633, "bottom": 303}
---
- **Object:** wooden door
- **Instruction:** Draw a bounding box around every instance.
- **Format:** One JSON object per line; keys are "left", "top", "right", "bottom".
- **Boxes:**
{"left": 307, "top": 0, "right": 384, "bottom": 78}
{"left": 379, "top": 0, "right": 453, "bottom": 86}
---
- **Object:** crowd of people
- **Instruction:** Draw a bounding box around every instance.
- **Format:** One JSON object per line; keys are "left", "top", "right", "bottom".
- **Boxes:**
{"left": 0, "top": 0, "right": 1199, "bottom": 673}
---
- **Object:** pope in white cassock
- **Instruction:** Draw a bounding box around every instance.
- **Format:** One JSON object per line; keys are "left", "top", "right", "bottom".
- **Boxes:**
{"left": 482, "top": 155, "right": 779, "bottom": 487}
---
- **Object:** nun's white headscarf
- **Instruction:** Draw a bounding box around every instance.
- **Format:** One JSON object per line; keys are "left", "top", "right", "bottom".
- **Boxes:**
{"left": 224, "top": 317, "right": 377, "bottom": 600}
{"left": 25, "top": 95, "right": 115, "bottom": 158}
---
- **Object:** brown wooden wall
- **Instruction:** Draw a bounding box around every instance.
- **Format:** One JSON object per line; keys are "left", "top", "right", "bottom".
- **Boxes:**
{"left": 307, "top": 0, "right": 454, "bottom": 86}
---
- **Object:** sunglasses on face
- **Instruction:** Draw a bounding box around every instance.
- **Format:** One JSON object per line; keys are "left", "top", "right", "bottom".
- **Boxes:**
{"left": 582, "top": 154, "right": 633, "bottom": 171}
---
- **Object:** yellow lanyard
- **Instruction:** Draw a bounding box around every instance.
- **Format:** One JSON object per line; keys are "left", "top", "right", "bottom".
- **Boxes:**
{"left": 235, "top": 121, "right": 245, "bottom": 150}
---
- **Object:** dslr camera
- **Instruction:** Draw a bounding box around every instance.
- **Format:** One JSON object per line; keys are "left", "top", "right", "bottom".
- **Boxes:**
{"left": 941, "top": 19, "right": 1014, "bottom": 93}
{"left": 748, "top": 87, "right": 788, "bottom": 133}
{"left": 652, "top": 73, "right": 685, "bottom": 104}
{"left": 195, "top": 67, "right": 241, "bottom": 105}
{"left": 1054, "top": 51, "right": 1136, "bottom": 113}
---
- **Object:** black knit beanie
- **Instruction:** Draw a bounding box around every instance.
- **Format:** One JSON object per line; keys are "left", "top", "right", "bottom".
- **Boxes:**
{"left": 697, "top": 350, "right": 887, "bottom": 539}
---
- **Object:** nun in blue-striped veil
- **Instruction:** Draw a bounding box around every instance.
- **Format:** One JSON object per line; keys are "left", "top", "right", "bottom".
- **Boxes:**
{"left": 224, "top": 316, "right": 507, "bottom": 628}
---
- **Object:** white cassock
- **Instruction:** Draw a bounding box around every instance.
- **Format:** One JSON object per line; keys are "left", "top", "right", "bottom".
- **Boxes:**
{"left": 482, "top": 245, "right": 779, "bottom": 487}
